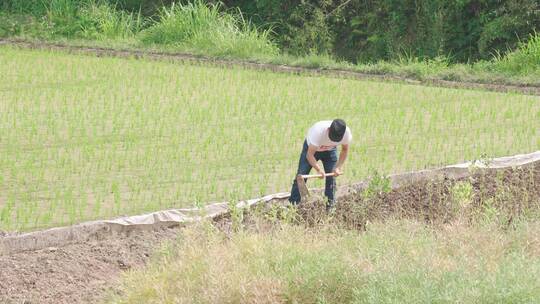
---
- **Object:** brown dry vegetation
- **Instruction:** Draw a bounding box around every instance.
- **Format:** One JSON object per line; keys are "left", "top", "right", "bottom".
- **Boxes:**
{"left": 113, "top": 212, "right": 540, "bottom": 304}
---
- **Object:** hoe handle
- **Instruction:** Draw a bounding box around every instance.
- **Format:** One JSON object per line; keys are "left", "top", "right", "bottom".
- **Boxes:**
{"left": 300, "top": 172, "right": 338, "bottom": 179}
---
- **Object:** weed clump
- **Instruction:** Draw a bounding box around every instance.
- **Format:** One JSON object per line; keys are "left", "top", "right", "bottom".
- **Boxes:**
{"left": 493, "top": 33, "right": 540, "bottom": 75}
{"left": 140, "top": 1, "right": 277, "bottom": 59}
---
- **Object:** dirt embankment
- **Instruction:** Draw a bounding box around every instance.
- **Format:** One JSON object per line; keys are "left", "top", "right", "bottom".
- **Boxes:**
{"left": 330, "top": 164, "right": 540, "bottom": 230}
{"left": 1, "top": 38, "right": 539, "bottom": 96}
{"left": 214, "top": 163, "right": 540, "bottom": 235}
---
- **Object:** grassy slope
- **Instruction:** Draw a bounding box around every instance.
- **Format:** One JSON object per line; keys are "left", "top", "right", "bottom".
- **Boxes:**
{"left": 1, "top": 46, "right": 539, "bottom": 231}
{"left": 109, "top": 219, "right": 540, "bottom": 303}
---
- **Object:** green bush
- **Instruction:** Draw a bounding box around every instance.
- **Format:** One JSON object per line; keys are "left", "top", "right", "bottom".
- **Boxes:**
{"left": 140, "top": 1, "right": 277, "bottom": 58}
{"left": 40, "top": 0, "right": 81, "bottom": 37}
{"left": 77, "top": 1, "right": 144, "bottom": 39}
{"left": 222, "top": 0, "right": 335, "bottom": 56}
{"left": 493, "top": 33, "right": 540, "bottom": 75}
{"left": 0, "top": 12, "right": 44, "bottom": 37}
{"left": 2, "top": 0, "right": 143, "bottom": 39}
{"left": 225, "top": 0, "right": 540, "bottom": 63}
{"left": 1, "top": 0, "right": 48, "bottom": 15}
{"left": 2, "top": 0, "right": 539, "bottom": 64}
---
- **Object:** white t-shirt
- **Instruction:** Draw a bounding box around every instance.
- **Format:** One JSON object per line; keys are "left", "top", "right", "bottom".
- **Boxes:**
{"left": 306, "top": 120, "right": 352, "bottom": 151}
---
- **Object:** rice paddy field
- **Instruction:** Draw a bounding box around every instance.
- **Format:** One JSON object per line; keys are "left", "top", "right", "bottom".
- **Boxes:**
{"left": 1, "top": 46, "right": 539, "bottom": 231}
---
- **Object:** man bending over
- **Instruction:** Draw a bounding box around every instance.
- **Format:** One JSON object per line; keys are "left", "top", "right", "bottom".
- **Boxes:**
{"left": 289, "top": 119, "right": 352, "bottom": 210}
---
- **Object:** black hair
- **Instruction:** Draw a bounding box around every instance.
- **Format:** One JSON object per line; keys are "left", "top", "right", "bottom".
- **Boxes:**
{"left": 329, "top": 119, "right": 346, "bottom": 142}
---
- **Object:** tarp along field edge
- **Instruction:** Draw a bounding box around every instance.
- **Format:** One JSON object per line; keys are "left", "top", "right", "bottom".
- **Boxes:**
{"left": 1, "top": 151, "right": 539, "bottom": 255}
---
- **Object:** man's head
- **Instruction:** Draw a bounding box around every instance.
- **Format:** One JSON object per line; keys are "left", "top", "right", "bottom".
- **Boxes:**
{"left": 328, "top": 119, "right": 347, "bottom": 142}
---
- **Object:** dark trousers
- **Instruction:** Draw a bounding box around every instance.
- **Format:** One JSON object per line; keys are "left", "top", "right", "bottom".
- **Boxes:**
{"left": 289, "top": 140, "right": 338, "bottom": 206}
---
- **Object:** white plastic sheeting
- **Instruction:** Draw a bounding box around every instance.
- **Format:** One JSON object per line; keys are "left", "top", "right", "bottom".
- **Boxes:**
{"left": 1, "top": 151, "right": 539, "bottom": 255}
{"left": 105, "top": 192, "right": 290, "bottom": 226}
{"left": 448, "top": 151, "right": 540, "bottom": 169}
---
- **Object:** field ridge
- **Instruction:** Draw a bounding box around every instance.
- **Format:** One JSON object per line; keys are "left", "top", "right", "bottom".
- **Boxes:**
{"left": 2, "top": 38, "right": 539, "bottom": 96}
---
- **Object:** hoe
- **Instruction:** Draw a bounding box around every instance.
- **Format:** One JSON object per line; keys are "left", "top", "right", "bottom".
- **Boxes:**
{"left": 296, "top": 172, "right": 337, "bottom": 203}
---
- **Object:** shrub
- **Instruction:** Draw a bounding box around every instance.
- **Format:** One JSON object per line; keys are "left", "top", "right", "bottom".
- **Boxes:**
{"left": 493, "top": 33, "right": 540, "bottom": 75}
{"left": 77, "top": 1, "right": 144, "bottom": 39}
{"left": 0, "top": 12, "right": 44, "bottom": 37}
{"left": 2, "top": 0, "right": 143, "bottom": 39}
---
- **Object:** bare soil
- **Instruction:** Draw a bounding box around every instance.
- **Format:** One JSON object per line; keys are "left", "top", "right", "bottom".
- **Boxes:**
{"left": 1, "top": 38, "right": 539, "bottom": 96}
{"left": 0, "top": 227, "right": 181, "bottom": 304}
{"left": 1, "top": 163, "right": 538, "bottom": 304}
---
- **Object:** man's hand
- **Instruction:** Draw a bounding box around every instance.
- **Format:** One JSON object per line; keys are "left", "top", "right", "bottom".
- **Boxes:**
{"left": 332, "top": 167, "right": 343, "bottom": 176}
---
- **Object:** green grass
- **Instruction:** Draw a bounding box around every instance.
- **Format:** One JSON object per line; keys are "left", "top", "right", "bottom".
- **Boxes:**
{"left": 0, "top": 46, "right": 539, "bottom": 231}
{"left": 140, "top": 1, "right": 277, "bottom": 59}
{"left": 109, "top": 219, "right": 540, "bottom": 303}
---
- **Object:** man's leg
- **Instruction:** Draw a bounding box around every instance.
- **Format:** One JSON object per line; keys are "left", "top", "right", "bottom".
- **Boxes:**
{"left": 320, "top": 149, "right": 338, "bottom": 210}
{"left": 289, "top": 140, "right": 312, "bottom": 205}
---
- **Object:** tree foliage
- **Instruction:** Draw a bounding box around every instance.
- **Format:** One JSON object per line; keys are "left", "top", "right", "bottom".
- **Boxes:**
{"left": 2, "top": 0, "right": 539, "bottom": 62}
{"left": 223, "top": 0, "right": 540, "bottom": 63}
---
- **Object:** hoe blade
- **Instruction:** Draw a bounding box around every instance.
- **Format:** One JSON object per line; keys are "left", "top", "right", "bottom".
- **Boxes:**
{"left": 296, "top": 174, "right": 309, "bottom": 202}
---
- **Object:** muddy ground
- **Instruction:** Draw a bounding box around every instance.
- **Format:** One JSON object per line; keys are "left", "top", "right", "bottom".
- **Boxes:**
{"left": 1, "top": 162, "right": 538, "bottom": 303}
{"left": 1, "top": 38, "right": 539, "bottom": 96}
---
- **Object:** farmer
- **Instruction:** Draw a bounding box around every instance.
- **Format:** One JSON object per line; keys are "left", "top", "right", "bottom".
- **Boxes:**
{"left": 289, "top": 119, "right": 352, "bottom": 210}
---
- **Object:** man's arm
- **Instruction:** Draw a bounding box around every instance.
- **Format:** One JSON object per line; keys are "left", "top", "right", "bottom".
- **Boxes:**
{"left": 307, "top": 145, "right": 325, "bottom": 178}
{"left": 333, "top": 144, "right": 349, "bottom": 175}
